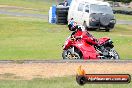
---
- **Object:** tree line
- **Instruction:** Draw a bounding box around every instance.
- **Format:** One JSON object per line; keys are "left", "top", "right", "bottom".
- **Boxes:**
{"left": 107, "top": 0, "right": 131, "bottom": 3}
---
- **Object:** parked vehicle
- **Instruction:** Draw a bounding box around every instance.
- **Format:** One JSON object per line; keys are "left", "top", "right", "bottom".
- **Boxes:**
{"left": 62, "top": 21, "right": 120, "bottom": 60}
{"left": 68, "top": 0, "right": 116, "bottom": 31}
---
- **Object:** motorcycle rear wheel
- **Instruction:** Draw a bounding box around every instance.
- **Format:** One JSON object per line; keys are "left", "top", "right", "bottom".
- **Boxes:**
{"left": 103, "top": 47, "right": 120, "bottom": 59}
{"left": 109, "top": 49, "right": 120, "bottom": 59}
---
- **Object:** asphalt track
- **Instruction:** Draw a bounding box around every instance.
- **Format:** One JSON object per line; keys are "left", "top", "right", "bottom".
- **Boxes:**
{"left": 0, "top": 10, "right": 47, "bottom": 19}
{"left": 0, "top": 10, "right": 132, "bottom": 25}
{"left": 0, "top": 60, "right": 132, "bottom": 64}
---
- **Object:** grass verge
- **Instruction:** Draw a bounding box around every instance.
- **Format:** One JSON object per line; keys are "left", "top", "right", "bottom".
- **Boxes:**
{"left": 0, "top": 15, "right": 131, "bottom": 60}
{"left": 0, "top": 0, "right": 58, "bottom": 14}
{"left": 115, "top": 14, "right": 132, "bottom": 21}
{"left": 0, "top": 76, "right": 131, "bottom": 88}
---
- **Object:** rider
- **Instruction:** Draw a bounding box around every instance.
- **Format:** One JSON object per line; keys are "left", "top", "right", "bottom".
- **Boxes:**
{"left": 68, "top": 18, "right": 99, "bottom": 46}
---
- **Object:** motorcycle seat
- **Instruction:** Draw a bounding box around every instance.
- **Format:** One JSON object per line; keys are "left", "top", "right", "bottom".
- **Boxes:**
{"left": 98, "top": 37, "right": 110, "bottom": 45}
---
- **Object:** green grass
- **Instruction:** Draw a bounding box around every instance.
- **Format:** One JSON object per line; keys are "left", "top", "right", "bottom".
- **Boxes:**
{"left": 115, "top": 14, "right": 132, "bottom": 21}
{"left": 0, "top": 15, "right": 131, "bottom": 60}
{"left": 0, "top": 15, "right": 69, "bottom": 60}
{"left": 0, "top": 0, "right": 53, "bottom": 8}
{"left": 0, "top": 0, "right": 58, "bottom": 14}
{"left": 0, "top": 76, "right": 131, "bottom": 88}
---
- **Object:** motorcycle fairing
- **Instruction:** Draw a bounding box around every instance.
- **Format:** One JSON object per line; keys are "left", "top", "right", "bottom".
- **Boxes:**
{"left": 71, "top": 40, "right": 99, "bottom": 60}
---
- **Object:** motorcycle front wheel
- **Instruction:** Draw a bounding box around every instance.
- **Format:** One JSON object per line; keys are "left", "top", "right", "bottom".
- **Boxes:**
{"left": 62, "top": 50, "right": 81, "bottom": 60}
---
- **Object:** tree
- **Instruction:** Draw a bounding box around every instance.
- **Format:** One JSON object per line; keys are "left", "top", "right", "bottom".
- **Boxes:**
{"left": 121, "top": 0, "right": 131, "bottom": 3}
{"left": 107, "top": 0, "right": 131, "bottom": 3}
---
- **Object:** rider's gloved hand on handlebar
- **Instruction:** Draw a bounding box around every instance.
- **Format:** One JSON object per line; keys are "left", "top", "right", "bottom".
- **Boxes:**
{"left": 75, "top": 36, "right": 82, "bottom": 39}
{"left": 71, "top": 35, "right": 82, "bottom": 41}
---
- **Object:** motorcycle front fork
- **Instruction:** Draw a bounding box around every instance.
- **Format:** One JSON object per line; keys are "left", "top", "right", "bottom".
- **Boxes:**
{"left": 71, "top": 46, "right": 75, "bottom": 54}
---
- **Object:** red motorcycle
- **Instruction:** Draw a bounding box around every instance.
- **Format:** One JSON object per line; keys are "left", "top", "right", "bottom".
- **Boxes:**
{"left": 62, "top": 25, "right": 120, "bottom": 60}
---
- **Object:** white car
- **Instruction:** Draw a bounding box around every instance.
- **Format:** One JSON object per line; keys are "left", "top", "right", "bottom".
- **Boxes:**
{"left": 68, "top": 0, "right": 116, "bottom": 31}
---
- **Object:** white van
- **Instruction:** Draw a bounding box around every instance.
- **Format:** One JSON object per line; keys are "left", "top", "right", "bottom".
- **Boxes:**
{"left": 68, "top": 0, "right": 116, "bottom": 31}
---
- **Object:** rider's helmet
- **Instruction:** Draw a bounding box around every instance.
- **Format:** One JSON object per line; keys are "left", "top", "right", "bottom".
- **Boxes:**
{"left": 68, "top": 18, "right": 78, "bottom": 31}
{"left": 68, "top": 18, "right": 85, "bottom": 32}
